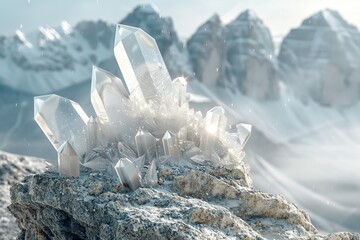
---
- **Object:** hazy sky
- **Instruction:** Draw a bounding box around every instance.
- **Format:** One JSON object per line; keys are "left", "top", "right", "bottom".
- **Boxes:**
{"left": 1, "top": 0, "right": 360, "bottom": 38}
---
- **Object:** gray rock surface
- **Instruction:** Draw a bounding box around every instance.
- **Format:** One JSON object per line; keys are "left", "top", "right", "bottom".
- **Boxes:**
{"left": 188, "top": 10, "right": 279, "bottom": 100}
{"left": 278, "top": 9, "right": 360, "bottom": 107}
{"left": 7, "top": 156, "right": 359, "bottom": 240}
{"left": 0, "top": 151, "right": 45, "bottom": 240}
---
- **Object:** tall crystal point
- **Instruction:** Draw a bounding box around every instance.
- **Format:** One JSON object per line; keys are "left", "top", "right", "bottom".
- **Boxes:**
{"left": 135, "top": 129, "right": 157, "bottom": 164}
{"left": 114, "top": 158, "right": 142, "bottom": 191}
{"left": 172, "top": 77, "right": 188, "bottom": 107}
{"left": 114, "top": 24, "right": 173, "bottom": 104}
{"left": 162, "top": 131, "right": 180, "bottom": 158}
{"left": 200, "top": 106, "right": 228, "bottom": 152}
{"left": 34, "top": 94, "right": 89, "bottom": 156}
{"left": 58, "top": 141, "right": 80, "bottom": 177}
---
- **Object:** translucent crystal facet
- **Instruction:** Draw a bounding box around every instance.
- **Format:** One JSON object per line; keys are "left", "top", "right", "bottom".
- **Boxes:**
{"left": 86, "top": 116, "right": 98, "bottom": 152}
{"left": 172, "top": 77, "right": 188, "bottom": 107}
{"left": 114, "top": 158, "right": 142, "bottom": 191}
{"left": 34, "top": 94, "right": 89, "bottom": 156}
{"left": 162, "top": 131, "right": 180, "bottom": 158}
{"left": 114, "top": 24, "right": 173, "bottom": 104}
{"left": 91, "top": 66, "right": 136, "bottom": 143}
{"left": 91, "top": 66, "right": 130, "bottom": 122}
{"left": 58, "top": 141, "right": 80, "bottom": 177}
{"left": 236, "top": 123, "right": 252, "bottom": 146}
{"left": 200, "top": 106, "right": 228, "bottom": 152}
{"left": 135, "top": 129, "right": 157, "bottom": 164}
{"left": 144, "top": 160, "right": 158, "bottom": 187}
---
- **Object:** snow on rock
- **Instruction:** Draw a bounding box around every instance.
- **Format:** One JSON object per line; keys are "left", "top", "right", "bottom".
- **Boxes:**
{"left": 278, "top": 9, "right": 360, "bottom": 107}
{"left": 188, "top": 10, "right": 279, "bottom": 100}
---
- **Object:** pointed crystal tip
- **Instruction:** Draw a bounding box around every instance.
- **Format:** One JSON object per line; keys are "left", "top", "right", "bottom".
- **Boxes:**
{"left": 58, "top": 141, "right": 80, "bottom": 178}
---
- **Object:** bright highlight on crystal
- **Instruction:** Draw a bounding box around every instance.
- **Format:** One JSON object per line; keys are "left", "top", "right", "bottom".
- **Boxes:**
{"left": 34, "top": 24, "right": 251, "bottom": 191}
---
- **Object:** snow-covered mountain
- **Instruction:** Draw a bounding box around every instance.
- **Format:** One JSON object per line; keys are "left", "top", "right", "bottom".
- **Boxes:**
{"left": 188, "top": 10, "right": 279, "bottom": 100}
{"left": 0, "top": 20, "right": 116, "bottom": 94}
{"left": 278, "top": 9, "right": 360, "bottom": 107}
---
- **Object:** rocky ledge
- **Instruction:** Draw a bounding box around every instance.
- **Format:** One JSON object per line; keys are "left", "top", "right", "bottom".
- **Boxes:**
{"left": 8, "top": 162, "right": 360, "bottom": 239}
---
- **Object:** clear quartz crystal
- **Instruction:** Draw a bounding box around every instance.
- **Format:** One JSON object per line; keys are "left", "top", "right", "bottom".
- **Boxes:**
{"left": 114, "top": 24, "right": 173, "bottom": 104}
{"left": 33, "top": 24, "right": 252, "bottom": 190}
{"left": 34, "top": 94, "right": 89, "bottom": 157}
{"left": 144, "top": 160, "right": 158, "bottom": 187}
{"left": 236, "top": 123, "right": 252, "bottom": 146}
{"left": 86, "top": 116, "right": 98, "bottom": 152}
{"left": 172, "top": 77, "right": 188, "bottom": 107}
{"left": 200, "top": 106, "right": 228, "bottom": 153}
{"left": 114, "top": 158, "right": 142, "bottom": 191}
{"left": 135, "top": 129, "right": 157, "bottom": 164}
{"left": 57, "top": 141, "right": 80, "bottom": 177}
{"left": 91, "top": 66, "right": 130, "bottom": 121}
{"left": 91, "top": 66, "right": 136, "bottom": 143}
{"left": 162, "top": 131, "right": 180, "bottom": 158}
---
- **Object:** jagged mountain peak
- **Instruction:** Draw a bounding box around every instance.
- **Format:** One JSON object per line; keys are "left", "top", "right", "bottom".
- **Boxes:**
{"left": 302, "top": 9, "right": 358, "bottom": 31}
{"left": 132, "top": 4, "right": 160, "bottom": 14}
{"left": 120, "top": 4, "right": 179, "bottom": 55}
{"left": 235, "top": 9, "right": 259, "bottom": 22}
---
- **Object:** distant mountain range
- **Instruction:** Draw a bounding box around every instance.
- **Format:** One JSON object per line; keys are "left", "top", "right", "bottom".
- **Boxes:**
{"left": 1, "top": 5, "right": 360, "bottom": 107}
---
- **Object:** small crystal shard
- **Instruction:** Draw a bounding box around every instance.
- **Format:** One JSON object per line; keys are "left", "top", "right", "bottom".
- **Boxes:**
{"left": 34, "top": 94, "right": 89, "bottom": 156}
{"left": 114, "top": 24, "right": 173, "bottom": 104}
{"left": 162, "top": 131, "right": 180, "bottom": 158}
{"left": 200, "top": 106, "right": 228, "bottom": 153}
{"left": 172, "top": 77, "right": 188, "bottom": 107}
{"left": 86, "top": 116, "right": 98, "bottom": 152}
{"left": 135, "top": 129, "right": 157, "bottom": 164}
{"left": 236, "top": 123, "right": 252, "bottom": 146}
{"left": 144, "top": 160, "right": 158, "bottom": 187}
{"left": 58, "top": 141, "right": 80, "bottom": 177}
{"left": 118, "top": 142, "right": 137, "bottom": 158}
{"left": 114, "top": 158, "right": 142, "bottom": 191}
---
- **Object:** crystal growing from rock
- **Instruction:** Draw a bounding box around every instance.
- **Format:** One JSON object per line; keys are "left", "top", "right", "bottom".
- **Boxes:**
{"left": 34, "top": 24, "right": 252, "bottom": 191}
{"left": 144, "top": 160, "right": 158, "bottom": 187}
{"left": 34, "top": 94, "right": 89, "bottom": 156}
{"left": 135, "top": 129, "right": 157, "bottom": 164}
{"left": 114, "top": 158, "right": 142, "bottom": 191}
{"left": 162, "top": 131, "right": 180, "bottom": 158}
{"left": 114, "top": 24, "right": 173, "bottom": 104}
{"left": 172, "top": 77, "right": 188, "bottom": 107}
{"left": 228, "top": 123, "right": 252, "bottom": 147}
{"left": 58, "top": 141, "right": 80, "bottom": 177}
{"left": 200, "top": 106, "right": 228, "bottom": 152}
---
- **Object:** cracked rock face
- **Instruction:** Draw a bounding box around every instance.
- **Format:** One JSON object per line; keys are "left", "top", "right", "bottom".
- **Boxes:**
{"left": 8, "top": 159, "right": 358, "bottom": 240}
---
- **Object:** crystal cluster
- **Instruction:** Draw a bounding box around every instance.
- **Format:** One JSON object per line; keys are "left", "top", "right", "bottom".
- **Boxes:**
{"left": 34, "top": 24, "right": 251, "bottom": 190}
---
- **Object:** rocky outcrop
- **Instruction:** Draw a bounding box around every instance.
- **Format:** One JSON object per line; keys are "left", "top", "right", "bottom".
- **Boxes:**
{"left": 8, "top": 158, "right": 358, "bottom": 240}
{"left": 0, "top": 151, "right": 45, "bottom": 240}
{"left": 278, "top": 9, "right": 360, "bottom": 107}
{"left": 188, "top": 10, "right": 279, "bottom": 100}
